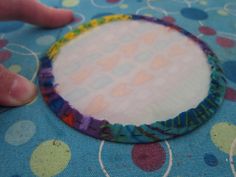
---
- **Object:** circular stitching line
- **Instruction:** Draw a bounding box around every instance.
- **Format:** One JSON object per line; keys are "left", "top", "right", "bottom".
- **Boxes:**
{"left": 38, "top": 14, "right": 226, "bottom": 144}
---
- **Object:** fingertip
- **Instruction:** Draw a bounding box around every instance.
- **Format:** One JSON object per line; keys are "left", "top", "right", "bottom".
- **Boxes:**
{"left": 48, "top": 8, "right": 74, "bottom": 28}
{"left": 14, "top": 0, "right": 74, "bottom": 28}
{"left": 0, "top": 65, "right": 37, "bottom": 106}
{"left": 55, "top": 9, "right": 74, "bottom": 26}
{"left": 9, "top": 75, "right": 37, "bottom": 106}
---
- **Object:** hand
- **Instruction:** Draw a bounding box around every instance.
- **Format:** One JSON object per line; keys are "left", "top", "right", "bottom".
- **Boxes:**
{"left": 0, "top": 0, "right": 73, "bottom": 106}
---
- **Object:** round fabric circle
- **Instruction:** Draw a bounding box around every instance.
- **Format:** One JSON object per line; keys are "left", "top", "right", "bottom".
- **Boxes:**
{"left": 132, "top": 143, "right": 166, "bottom": 171}
{"left": 204, "top": 153, "right": 218, "bottom": 167}
{"left": 30, "top": 140, "right": 71, "bottom": 177}
{"left": 199, "top": 26, "right": 216, "bottom": 36}
{"left": 36, "top": 35, "right": 56, "bottom": 46}
{"left": 38, "top": 14, "right": 226, "bottom": 144}
{"left": 5, "top": 120, "right": 36, "bottom": 146}
{"left": 180, "top": 8, "right": 208, "bottom": 20}
{"left": 0, "top": 50, "right": 11, "bottom": 63}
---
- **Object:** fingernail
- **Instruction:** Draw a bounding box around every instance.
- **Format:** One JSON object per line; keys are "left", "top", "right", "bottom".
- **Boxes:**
{"left": 9, "top": 75, "right": 37, "bottom": 105}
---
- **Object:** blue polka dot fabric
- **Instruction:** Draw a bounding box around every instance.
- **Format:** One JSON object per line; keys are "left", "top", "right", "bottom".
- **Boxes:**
{"left": 0, "top": 0, "right": 236, "bottom": 177}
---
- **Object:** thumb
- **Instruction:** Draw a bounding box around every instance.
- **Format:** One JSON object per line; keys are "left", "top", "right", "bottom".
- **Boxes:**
{"left": 0, "top": 65, "right": 37, "bottom": 106}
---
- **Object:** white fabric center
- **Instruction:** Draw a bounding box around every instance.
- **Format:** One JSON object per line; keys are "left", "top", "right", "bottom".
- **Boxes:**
{"left": 53, "top": 20, "right": 210, "bottom": 125}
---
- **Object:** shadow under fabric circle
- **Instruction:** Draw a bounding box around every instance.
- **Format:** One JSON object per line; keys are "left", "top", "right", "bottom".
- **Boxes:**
{"left": 38, "top": 14, "right": 226, "bottom": 144}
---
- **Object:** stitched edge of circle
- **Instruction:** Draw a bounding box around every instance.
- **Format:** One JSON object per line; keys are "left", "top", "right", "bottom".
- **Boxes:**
{"left": 38, "top": 14, "right": 226, "bottom": 144}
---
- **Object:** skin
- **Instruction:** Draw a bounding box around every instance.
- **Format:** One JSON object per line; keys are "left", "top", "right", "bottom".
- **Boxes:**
{"left": 0, "top": 0, "right": 73, "bottom": 106}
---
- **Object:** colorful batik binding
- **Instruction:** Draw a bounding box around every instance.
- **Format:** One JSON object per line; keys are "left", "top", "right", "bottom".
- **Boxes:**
{"left": 38, "top": 14, "right": 226, "bottom": 144}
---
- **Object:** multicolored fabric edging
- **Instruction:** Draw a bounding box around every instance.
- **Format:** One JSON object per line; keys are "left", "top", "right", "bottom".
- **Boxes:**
{"left": 38, "top": 14, "right": 226, "bottom": 144}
